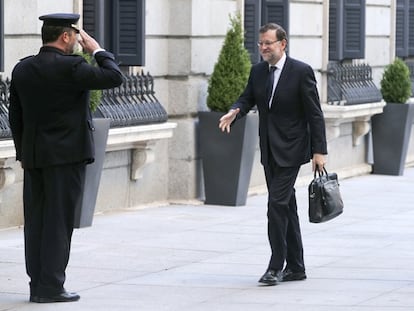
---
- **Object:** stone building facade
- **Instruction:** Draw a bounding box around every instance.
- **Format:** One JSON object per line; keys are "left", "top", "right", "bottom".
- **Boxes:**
{"left": 0, "top": 0, "right": 413, "bottom": 228}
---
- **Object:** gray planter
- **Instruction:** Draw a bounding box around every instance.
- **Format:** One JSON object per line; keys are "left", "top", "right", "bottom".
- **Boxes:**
{"left": 199, "top": 111, "right": 259, "bottom": 206}
{"left": 371, "top": 103, "right": 414, "bottom": 175}
{"left": 74, "top": 118, "right": 110, "bottom": 228}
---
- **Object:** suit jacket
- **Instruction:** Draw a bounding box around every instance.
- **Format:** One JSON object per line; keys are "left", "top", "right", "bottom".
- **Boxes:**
{"left": 232, "top": 56, "right": 327, "bottom": 167}
{"left": 9, "top": 46, "right": 123, "bottom": 169}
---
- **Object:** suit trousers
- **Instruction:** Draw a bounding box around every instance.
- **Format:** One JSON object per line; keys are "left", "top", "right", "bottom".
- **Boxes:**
{"left": 263, "top": 159, "right": 305, "bottom": 273}
{"left": 23, "top": 162, "right": 86, "bottom": 296}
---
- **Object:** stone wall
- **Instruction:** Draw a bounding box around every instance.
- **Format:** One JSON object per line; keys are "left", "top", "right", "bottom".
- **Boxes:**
{"left": 403, "top": 110, "right": 414, "bottom": 166}
{"left": 1, "top": 0, "right": 411, "bottom": 229}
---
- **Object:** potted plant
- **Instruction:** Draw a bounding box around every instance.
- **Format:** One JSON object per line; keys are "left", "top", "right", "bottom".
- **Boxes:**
{"left": 74, "top": 51, "right": 111, "bottom": 228}
{"left": 199, "top": 13, "right": 256, "bottom": 206}
{"left": 371, "top": 58, "right": 414, "bottom": 175}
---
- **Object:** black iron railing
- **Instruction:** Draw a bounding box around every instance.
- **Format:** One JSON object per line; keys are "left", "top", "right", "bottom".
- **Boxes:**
{"left": 404, "top": 60, "right": 414, "bottom": 96}
{"left": 327, "top": 62, "right": 382, "bottom": 105}
{"left": 94, "top": 72, "right": 167, "bottom": 127}
{"left": 0, "top": 72, "right": 168, "bottom": 139}
{"left": 0, "top": 76, "right": 11, "bottom": 138}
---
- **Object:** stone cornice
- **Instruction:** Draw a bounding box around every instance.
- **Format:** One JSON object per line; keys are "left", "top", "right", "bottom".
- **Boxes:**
{"left": 323, "top": 101, "right": 386, "bottom": 145}
{"left": 0, "top": 122, "right": 178, "bottom": 191}
{"left": 0, "top": 140, "right": 16, "bottom": 159}
{"left": 106, "top": 122, "right": 177, "bottom": 151}
{"left": 323, "top": 101, "right": 386, "bottom": 121}
{"left": 106, "top": 122, "right": 177, "bottom": 180}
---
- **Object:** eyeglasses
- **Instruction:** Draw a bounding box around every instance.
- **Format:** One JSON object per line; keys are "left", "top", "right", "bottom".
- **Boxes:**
{"left": 257, "top": 40, "right": 280, "bottom": 47}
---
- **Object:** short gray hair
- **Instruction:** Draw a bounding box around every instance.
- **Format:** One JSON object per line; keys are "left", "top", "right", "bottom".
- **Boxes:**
{"left": 259, "top": 23, "right": 288, "bottom": 42}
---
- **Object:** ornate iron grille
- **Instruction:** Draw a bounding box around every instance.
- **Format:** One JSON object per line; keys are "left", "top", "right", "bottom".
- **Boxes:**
{"left": 94, "top": 72, "right": 168, "bottom": 127}
{"left": 0, "top": 76, "right": 11, "bottom": 138}
{"left": 0, "top": 72, "right": 168, "bottom": 139}
{"left": 327, "top": 62, "right": 382, "bottom": 105}
{"left": 404, "top": 60, "right": 414, "bottom": 96}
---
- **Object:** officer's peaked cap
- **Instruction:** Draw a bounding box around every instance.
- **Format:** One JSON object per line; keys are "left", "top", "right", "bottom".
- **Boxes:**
{"left": 39, "top": 13, "right": 80, "bottom": 32}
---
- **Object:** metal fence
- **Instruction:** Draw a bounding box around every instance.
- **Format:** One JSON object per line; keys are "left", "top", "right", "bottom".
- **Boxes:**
{"left": 327, "top": 62, "right": 382, "bottom": 105}
{"left": 0, "top": 76, "right": 11, "bottom": 138}
{"left": 94, "top": 72, "right": 168, "bottom": 127}
{"left": 0, "top": 72, "right": 168, "bottom": 139}
{"left": 404, "top": 60, "right": 414, "bottom": 96}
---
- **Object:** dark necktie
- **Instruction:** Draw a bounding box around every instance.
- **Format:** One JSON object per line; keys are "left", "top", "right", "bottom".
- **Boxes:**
{"left": 266, "top": 66, "right": 277, "bottom": 101}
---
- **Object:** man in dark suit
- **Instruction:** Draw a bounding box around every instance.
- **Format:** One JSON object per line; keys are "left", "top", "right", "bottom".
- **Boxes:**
{"left": 9, "top": 13, "right": 123, "bottom": 302}
{"left": 219, "top": 23, "right": 327, "bottom": 286}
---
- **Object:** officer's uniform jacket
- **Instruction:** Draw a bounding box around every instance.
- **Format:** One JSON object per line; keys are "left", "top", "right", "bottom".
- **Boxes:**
{"left": 9, "top": 46, "right": 123, "bottom": 169}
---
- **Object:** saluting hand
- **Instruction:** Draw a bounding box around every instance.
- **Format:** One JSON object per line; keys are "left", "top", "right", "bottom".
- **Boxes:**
{"left": 219, "top": 108, "right": 240, "bottom": 133}
{"left": 77, "top": 29, "right": 101, "bottom": 55}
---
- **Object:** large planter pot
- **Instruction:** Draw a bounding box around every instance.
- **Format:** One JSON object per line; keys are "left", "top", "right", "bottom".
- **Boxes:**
{"left": 74, "top": 118, "right": 110, "bottom": 228}
{"left": 199, "top": 111, "right": 259, "bottom": 206}
{"left": 371, "top": 103, "right": 414, "bottom": 175}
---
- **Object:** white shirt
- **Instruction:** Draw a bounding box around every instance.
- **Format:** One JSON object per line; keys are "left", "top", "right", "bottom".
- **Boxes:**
{"left": 93, "top": 48, "right": 106, "bottom": 56}
{"left": 268, "top": 53, "right": 287, "bottom": 107}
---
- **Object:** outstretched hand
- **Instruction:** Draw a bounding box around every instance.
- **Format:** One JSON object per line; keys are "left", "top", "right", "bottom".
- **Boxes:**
{"left": 218, "top": 108, "right": 240, "bottom": 133}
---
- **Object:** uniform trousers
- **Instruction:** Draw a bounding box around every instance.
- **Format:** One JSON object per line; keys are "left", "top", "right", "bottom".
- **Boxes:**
{"left": 263, "top": 158, "right": 305, "bottom": 273}
{"left": 23, "top": 162, "right": 86, "bottom": 297}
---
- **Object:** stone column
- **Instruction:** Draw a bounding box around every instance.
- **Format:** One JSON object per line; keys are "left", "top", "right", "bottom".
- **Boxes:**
{"left": 165, "top": 0, "right": 239, "bottom": 201}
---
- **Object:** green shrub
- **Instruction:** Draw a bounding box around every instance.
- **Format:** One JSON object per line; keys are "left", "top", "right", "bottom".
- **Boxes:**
{"left": 206, "top": 14, "right": 251, "bottom": 112}
{"left": 380, "top": 58, "right": 412, "bottom": 104}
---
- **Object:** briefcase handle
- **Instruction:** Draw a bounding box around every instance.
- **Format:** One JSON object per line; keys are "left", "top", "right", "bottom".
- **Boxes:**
{"left": 314, "top": 166, "right": 328, "bottom": 178}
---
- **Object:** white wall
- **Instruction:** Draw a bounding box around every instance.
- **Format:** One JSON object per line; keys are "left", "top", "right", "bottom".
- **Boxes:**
{"left": 0, "top": 0, "right": 404, "bottom": 228}
{"left": 3, "top": 0, "right": 75, "bottom": 76}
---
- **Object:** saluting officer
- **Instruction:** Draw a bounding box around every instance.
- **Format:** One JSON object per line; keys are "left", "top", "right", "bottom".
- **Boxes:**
{"left": 9, "top": 13, "right": 123, "bottom": 303}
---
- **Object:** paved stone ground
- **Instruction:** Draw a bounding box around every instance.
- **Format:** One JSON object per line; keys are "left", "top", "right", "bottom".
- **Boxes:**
{"left": 1, "top": 167, "right": 414, "bottom": 310}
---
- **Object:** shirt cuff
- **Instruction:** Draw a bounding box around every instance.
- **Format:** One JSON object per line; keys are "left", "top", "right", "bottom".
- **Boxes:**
{"left": 92, "top": 48, "right": 106, "bottom": 56}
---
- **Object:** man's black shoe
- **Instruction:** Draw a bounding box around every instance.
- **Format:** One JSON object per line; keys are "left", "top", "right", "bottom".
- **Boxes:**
{"left": 35, "top": 291, "right": 80, "bottom": 303}
{"left": 281, "top": 268, "right": 307, "bottom": 282}
{"left": 258, "top": 269, "right": 281, "bottom": 286}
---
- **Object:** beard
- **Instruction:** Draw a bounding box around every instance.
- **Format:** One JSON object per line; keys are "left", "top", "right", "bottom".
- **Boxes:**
{"left": 67, "top": 44, "right": 75, "bottom": 54}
